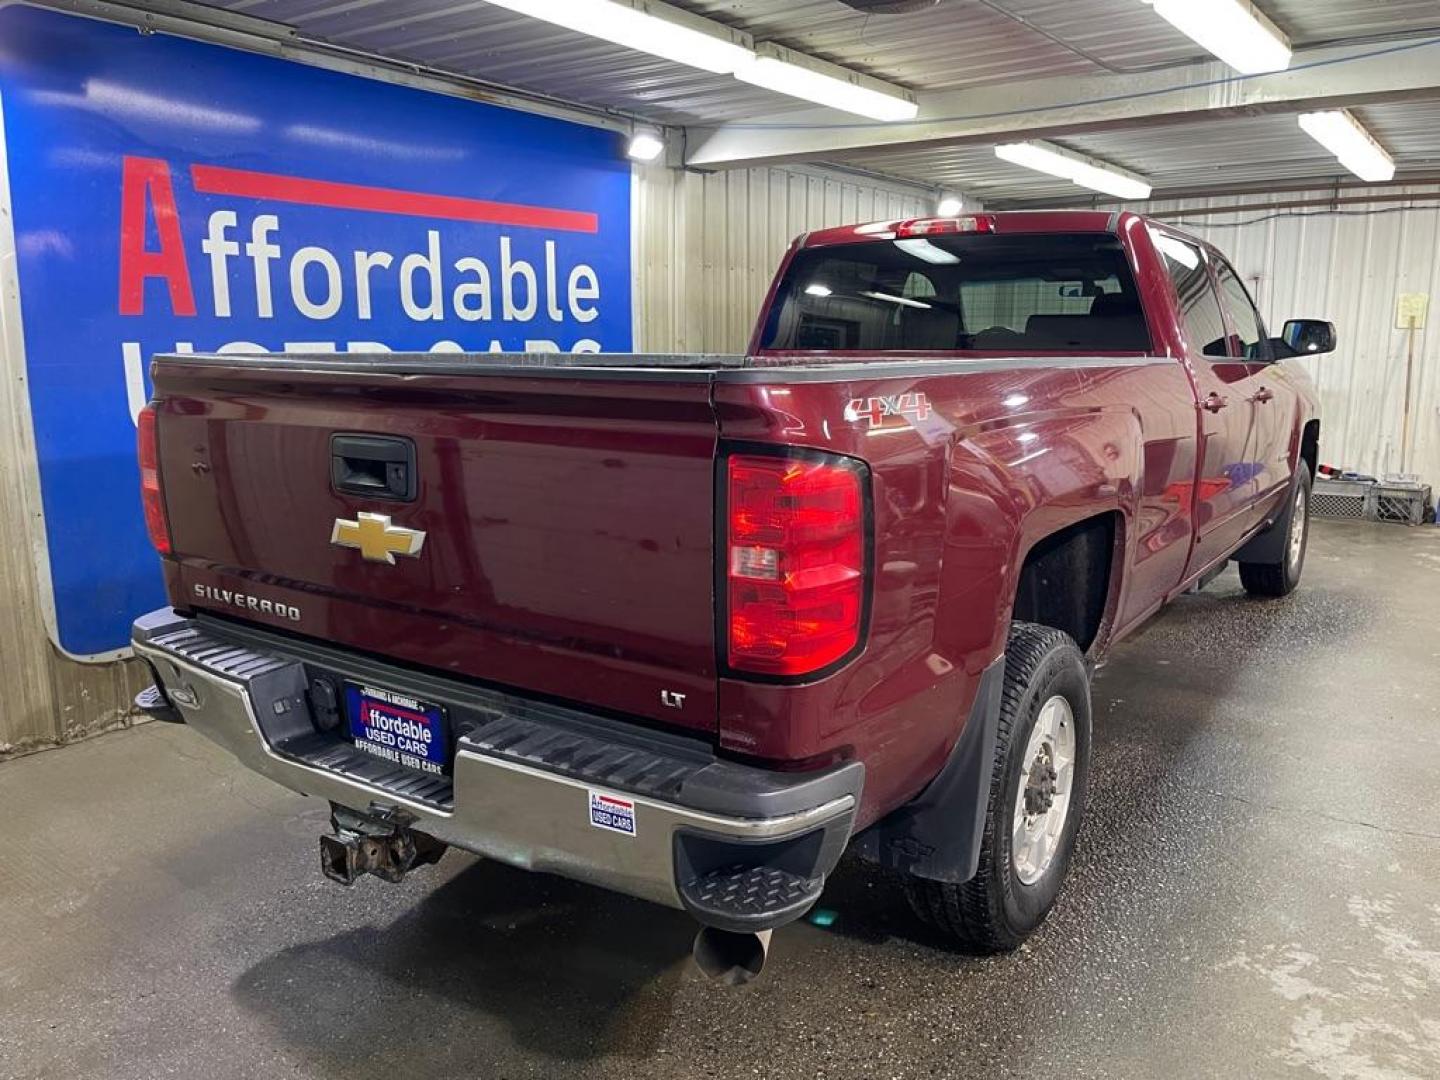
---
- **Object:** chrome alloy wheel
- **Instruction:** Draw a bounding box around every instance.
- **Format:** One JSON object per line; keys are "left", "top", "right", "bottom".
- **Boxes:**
{"left": 1288, "top": 482, "right": 1308, "bottom": 573}
{"left": 1012, "top": 694, "right": 1077, "bottom": 886}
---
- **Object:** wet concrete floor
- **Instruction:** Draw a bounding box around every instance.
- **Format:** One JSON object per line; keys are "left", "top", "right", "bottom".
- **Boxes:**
{"left": 3, "top": 519, "right": 1438, "bottom": 1079}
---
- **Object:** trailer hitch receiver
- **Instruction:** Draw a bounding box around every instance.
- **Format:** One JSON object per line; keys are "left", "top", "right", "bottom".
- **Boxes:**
{"left": 319, "top": 802, "right": 447, "bottom": 885}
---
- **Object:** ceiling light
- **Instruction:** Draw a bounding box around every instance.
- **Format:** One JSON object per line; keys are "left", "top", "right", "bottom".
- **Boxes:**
{"left": 861, "top": 290, "right": 931, "bottom": 309}
{"left": 1146, "top": 0, "right": 1292, "bottom": 75}
{"left": 627, "top": 127, "right": 665, "bottom": 162}
{"left": 804, "top": 283, "right": 833, "bottom": 297}
{"left": 995, "top": 141, "right": 1153, "bottom": 200}
{"left": 734, "top": 43, "right": 918, "bottom": 121}
{"left": 895, "top": 238, "right": 960, "bottom": 265}
{"left": 936, "top": 193, "right": 964, "bottom": 216}
{"left": 1298, "top": 110, "right": 1396, "bottom": 183}
{"left": 482, "top": 0, "right": 753, "bottom": 74}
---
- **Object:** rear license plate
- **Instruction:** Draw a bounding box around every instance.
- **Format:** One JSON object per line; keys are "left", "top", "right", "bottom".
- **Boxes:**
{"left": 345, "top": 682, "right": 449, "bottom": 776}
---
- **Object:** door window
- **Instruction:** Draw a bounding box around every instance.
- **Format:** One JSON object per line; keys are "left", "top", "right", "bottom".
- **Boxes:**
{"left": 1214, "top": 261, "right": 1269, "bottom": 360}
{"left": 1154, "top": 233, "right": 1228, "bottom": 359}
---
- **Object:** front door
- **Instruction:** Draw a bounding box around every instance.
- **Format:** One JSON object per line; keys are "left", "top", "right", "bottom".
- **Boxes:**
{"left": 1152, "top": 232, "right": 1262, "bottom": 578}
{"left": 1212, "top": 256, "right": 1299, "bottom": 523}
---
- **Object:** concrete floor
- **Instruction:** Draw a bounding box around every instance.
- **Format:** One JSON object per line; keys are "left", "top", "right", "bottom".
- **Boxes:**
{"left": 3, "top": 519, "right": 1439, "bottom": 1080}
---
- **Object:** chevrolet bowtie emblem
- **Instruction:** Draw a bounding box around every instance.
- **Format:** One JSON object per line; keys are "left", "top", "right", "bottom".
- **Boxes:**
{"left": 331, "top": 513, "right": 426, "bottom": 564}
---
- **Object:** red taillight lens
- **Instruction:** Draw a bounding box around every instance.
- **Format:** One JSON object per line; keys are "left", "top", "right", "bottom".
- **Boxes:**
{"left": 137, "top": 404, "right": 171, "bottom": 556}
{"left": 726, "top": 453, "right": 867, "bottom": 677}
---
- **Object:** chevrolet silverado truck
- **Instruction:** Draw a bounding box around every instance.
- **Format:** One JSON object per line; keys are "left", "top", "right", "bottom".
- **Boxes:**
{"left": 131, "top": 210, "right": 1334, "bottom": 983}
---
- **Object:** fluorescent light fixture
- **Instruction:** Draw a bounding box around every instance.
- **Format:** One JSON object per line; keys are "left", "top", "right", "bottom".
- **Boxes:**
{"left": 936, "top": 193, "right": 964, "bottom": 216}
{"left": 804, "top": 283, "right": 833, "bottom": 297}
{"left": 895, "top": 238, "right": 960, "bottom": 265}
{"left": 1298, "top": 110, "right": 1396, "bottom": 182}
{"left": 482, "top": 0, "right": 753, "bottom": 74}
{"left": 861, "top": 290, "right": 931, "bottom": 309}
{"left": 627, "top": 127, "right": 665, "bottom": 162}
{"left": 995, "top": 141, "right": 1153, "bottom": 200}
{"left": 734, "top": 42, "right": 918, "bottom": 122}
{"left": 482, "top": 0, "right": 922, "bottom": 121}
{"left": 1147, "top": 0, "right": 1291, "bottom": 75}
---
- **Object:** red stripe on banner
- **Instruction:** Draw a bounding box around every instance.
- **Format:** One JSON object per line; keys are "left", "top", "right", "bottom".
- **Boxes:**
{"left": 368, "top": 702, "right": 432, "bottom": 726}
{"left": 189, "top": 164, "right": 600, "bottom": 234}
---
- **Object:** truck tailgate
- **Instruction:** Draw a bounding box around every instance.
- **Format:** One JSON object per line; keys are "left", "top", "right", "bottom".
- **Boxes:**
{"left": 150, "top": 355, "right": 724, "bottom": 732}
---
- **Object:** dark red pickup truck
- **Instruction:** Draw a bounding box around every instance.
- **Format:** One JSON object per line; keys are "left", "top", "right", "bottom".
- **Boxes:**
{"left": 132, "top": 210, "right": 1333, "bottom": 982}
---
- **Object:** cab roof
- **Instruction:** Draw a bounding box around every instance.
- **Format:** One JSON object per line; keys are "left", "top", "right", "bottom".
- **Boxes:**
{"left": 799, "top": 209, "right": 1144, "bottom": 249}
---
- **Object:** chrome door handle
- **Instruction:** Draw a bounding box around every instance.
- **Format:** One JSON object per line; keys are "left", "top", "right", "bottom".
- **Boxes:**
{"left": 1253, "top": 386, "right": 1274, "bottom": 404}
{"left": 1202, "top": 392, "right": 1228, "bottom": 413}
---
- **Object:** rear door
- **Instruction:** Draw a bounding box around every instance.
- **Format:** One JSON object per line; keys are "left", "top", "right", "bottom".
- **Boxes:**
{"left": 1153, "top": 232, "right": 1262, "bottom": 575}
{"left": 152, "top": 356, "right": 721, "bottom": 733}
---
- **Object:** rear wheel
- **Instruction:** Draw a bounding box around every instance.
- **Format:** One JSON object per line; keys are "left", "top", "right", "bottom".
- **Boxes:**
{"left": 1239, "top": 461, "right": 1312, "bottom": 598}
{"left": 905, "top": 622, "right": 1091, "bottom": 952}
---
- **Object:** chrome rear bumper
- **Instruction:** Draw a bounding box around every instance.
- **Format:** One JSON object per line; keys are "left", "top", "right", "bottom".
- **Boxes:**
{"left": 132, "top": 608, "right": 860, "bottom": 929}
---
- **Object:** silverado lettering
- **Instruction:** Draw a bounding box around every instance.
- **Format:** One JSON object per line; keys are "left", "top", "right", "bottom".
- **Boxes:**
{"left": 134, "top": 211, "right": 1332, "bottom": 981}
{"left": 192, "top": 583, "right": 301, "bottom": 622}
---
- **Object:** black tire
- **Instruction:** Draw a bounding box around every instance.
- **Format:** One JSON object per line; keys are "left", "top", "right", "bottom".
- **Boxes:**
{"left": 904, "top": 622, "right": 1092, "bottom": 952}
{"left": 1238, "top": 460, "right": 1312, "bottom": 598}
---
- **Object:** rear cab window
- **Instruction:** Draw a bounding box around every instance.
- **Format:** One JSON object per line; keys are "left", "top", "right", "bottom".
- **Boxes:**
{"left": 760, "top": 233, "right": 1151, "bottom": 353}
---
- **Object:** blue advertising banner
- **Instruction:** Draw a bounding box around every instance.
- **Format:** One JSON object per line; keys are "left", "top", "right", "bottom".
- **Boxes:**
{"left": 0, "top": 5, "right": 633, "bottom": 657}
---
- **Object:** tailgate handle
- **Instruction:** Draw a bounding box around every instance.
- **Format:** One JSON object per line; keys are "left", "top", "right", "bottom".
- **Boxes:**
{"left": 330, "top": 434, "right": 417, "bottom": 502}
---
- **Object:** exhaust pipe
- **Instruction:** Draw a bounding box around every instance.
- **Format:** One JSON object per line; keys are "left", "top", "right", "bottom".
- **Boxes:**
{"left": 692, "top": 927, "right": 773, "bottom": 986}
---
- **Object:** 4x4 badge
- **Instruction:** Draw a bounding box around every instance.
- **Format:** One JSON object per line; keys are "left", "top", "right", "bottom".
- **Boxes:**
{"left": 847, "top": 391, "right": 932, "bottom": 428}
{"left": 331, "top": 513, "right": 426, "bottom": 564}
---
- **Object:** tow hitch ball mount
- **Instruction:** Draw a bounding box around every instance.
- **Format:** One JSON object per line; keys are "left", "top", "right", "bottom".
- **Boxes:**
{"left": 319, "top": 802, "right": 447, "bottom": 886}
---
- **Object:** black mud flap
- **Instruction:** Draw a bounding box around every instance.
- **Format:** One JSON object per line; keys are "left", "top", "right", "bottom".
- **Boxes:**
{"left": 849, "top": 653, "right": 1005, "bottom": 883}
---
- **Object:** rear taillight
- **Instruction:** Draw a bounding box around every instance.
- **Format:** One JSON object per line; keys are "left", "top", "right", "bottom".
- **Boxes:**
{"left": 137, "top": 404, "right": 171, "bottom": 556}
{"left": 725, "top": 453, "right": 868, "bottom": 677}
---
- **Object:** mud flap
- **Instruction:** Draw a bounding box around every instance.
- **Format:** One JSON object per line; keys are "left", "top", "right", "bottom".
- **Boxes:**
{"left": 1235, "top": 468, "right": 1302, "bottom": 565}
{"left": 849, "top": 653, "right": 1006, "bottom": 883}
{"left": 1234, "top": 510, "right": 1287, "bottom": 564}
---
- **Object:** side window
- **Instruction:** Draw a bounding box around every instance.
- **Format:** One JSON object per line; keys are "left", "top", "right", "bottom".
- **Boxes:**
{"left": 1154, "top": 233, "right": 1229, "bottom": 359}
{"left": 1214, "top": 261, "right": 1269, "bottom": 361}
{"left": 901, "top": 271, "right": 937, "bottom": 300}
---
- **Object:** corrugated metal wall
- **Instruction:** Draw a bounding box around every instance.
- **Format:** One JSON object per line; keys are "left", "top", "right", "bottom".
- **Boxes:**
{"left": 0, "top": 160, "right": 927, "bottom": 758}
{"left": 0, "top": 309, "right": 150, "bottom": 757}
{"left": 1148, "top": 186, "right": 1440, "bottom": 484}
{"left": 634, "top": 163, "right": 928, "bottom": 352}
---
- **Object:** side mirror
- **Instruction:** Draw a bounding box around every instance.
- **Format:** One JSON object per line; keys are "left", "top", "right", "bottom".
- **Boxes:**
{"left": 1279, "top": 319, "right": 1336, "bottom": 357}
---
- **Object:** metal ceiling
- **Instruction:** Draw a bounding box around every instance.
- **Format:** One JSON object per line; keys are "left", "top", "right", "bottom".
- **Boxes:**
{"left": 185, "top": 0, "right": 1440, "bottom": 199}
{"left": 836, "top": 101, "right": 1440, "bottom": 205}
{"left": 208, "top": 0, "right": 1440, "bottom": 122}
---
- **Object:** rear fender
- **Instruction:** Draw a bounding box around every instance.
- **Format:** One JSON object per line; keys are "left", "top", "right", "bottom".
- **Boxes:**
{"left": 939, "top": 407, "right": 1139, "bottom": 670}
{"left": 854, "top": 409, "right": 1135, "bottom": 882}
